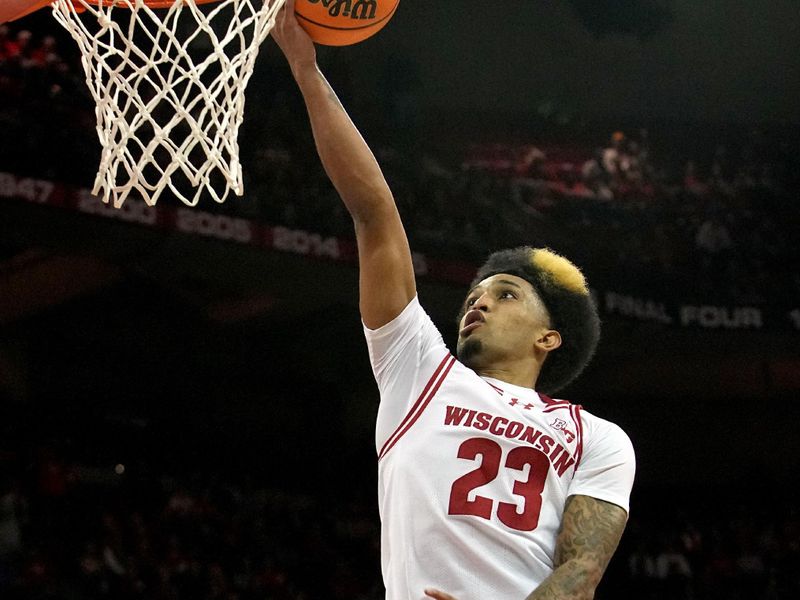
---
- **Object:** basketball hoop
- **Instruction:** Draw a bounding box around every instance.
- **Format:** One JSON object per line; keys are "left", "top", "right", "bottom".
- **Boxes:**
{"left": 50, "top": 0, "right": 286, "bottom": 208}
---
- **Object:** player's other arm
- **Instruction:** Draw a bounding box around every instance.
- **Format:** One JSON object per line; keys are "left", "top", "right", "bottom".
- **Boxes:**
{"left": 271, "top": 0, "right": 416, "bottom": 329}
{"left": 424, "top": 495, "right": 627, "bottom": 600}
{"left": 0, "top": 0, "right": 51, "bottom": 24}
{"left": 525, "top": 494, "right": 627, "bottom": 600}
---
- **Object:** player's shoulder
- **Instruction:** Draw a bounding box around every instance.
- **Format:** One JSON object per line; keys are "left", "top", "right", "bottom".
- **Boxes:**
{"left": 364, "top": 294, "right": 436, "bottom": 344}
{"left": 578, "top": 405, "right": 626, "bottom": 431}
{"left": 546, "top": 397, "right": 631, "bottom": 443}
{"left": 575, "top": 406, "right": 634, "bottom": 456}
{"left": 363, "top": 294, "right": 448, "bottom": 371}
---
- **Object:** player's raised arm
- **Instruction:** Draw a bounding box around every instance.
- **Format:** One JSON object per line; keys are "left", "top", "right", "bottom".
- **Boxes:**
{"left": 271, "top": 0, "right": 416, "bottom": 329}
{"left": 0, "top": 0, "right": 51, "bottom": 24}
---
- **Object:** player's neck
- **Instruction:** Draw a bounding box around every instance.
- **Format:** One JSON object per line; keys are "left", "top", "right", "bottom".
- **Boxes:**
{"left": 476, "top": 360, "right": 539, "bottom": 390}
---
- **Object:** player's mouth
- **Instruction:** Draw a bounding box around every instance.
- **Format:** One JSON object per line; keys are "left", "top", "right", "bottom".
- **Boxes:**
{"left": 460, "top": 310, "right": 485, "bottom": 337}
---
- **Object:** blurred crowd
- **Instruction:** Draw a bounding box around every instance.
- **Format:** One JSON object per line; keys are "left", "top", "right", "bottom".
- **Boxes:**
{"left": 620, "top": 494, "right": 800, "bottom": 600}
{"left": 0, "top": 25, "right": 70, "bottom": 93}
{"left": 495, "top": 128, "right": 798, "bottom": 302}
{"left": 0, "top": 24, "right": 95, "bottom": 184}
{"left": 1, "top": 22, "right": 798, "bottom": 306}
{"left": 2, "top": 438, "right": 799, "bottom": 600}
{"left": 0, "top": 446, "right": 383, "bottom": 600}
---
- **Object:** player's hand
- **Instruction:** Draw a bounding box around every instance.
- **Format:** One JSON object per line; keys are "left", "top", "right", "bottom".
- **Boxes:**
{"left": 425, "top": 589, "right": 458, "bottom": 600}
{"left": 271, "top": 0, "right": 317, "bottom": 74}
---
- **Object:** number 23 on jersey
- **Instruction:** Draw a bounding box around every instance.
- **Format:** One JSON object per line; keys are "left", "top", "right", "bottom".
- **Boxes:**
{"left": 448, "top": 437, "right": 549, "bottom": 532}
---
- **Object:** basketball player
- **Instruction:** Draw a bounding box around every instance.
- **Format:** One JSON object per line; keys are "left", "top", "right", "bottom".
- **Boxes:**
{"left": 288, "top": 2, "right": 637, "bottom": 599}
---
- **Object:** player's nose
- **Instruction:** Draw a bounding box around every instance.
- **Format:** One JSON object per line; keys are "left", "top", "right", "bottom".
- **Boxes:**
{"left": 473, "top": 292, "right": 492, "bottom": 311}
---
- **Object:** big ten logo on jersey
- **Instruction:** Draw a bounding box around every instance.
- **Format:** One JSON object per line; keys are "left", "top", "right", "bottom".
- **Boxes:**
{"left": 443, "top": 405, "right": 578, "bottom": 532}
{"left": 549, "top": 417, "right": 575, "bottom": 443}
{"left": 309, "top": 0, "right": 377, "bottom": 19}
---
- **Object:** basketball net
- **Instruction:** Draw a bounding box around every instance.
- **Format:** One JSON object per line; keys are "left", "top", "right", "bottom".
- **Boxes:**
{"left": 50, "top": 0, "right": 286, "bottom": 208}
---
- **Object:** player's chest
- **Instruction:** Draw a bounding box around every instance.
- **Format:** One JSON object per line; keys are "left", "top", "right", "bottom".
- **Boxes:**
{"left": 392, "top": 374, "right": 581, "bottom": 481}
{"left": 383, "top": 376, "right": 580, "bottom": 533}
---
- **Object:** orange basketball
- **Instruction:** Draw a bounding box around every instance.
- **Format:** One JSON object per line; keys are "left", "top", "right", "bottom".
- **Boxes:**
{"left": 295, "top": 0, "right": 400, "bottom": 46}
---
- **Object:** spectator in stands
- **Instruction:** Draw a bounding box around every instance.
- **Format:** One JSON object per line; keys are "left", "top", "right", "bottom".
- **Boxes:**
{"left": 602, "top": 130, "right": 626, "bottom": 177}
{"left": 0, "top": 25, "right": 21, "bottom": 60}
{"left": 627, "top": 536, "right": 659, "bottom": 599}
{"left": 514, "top": 145, "right": 547, "bottom": 179}
{"left": 582, "top": 149, "right": 614, "bottom": 200}
{"left": 0, "top": 25, "right": 12, "bottom": 60}
{"left": 7, "top": 29, "right": 31, "bottom": 62}
{"left": 28, "top": 35, "right": 59, "bottom": 68}
{"left": 654, "top": 533, "right": 693, "bottom": 599}
{"left": 621, "top": 140, "right": 644, "bottom": 185}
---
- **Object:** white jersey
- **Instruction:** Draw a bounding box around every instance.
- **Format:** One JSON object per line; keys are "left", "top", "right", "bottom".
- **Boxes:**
{"left": 364, "top": 296, "right": 635, "bottom": 600}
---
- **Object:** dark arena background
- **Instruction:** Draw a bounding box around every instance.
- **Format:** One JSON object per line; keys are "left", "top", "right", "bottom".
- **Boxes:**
{"left": 1, "top": 1, "right": 799, "bottom": 598}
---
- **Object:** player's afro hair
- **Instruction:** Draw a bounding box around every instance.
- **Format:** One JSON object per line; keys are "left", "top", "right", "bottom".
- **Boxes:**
{"left": 465, "top": 247, "right": 601, "bottom": 395}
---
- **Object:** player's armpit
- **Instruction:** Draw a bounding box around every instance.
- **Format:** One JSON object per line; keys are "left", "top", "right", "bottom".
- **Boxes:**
{"left": 526, "top": 494, "right": 628, "bottom": 600}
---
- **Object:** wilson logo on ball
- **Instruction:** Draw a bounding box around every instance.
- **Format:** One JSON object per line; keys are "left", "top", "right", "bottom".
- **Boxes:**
{"left": 308, "top": 0, "right": 377, "bottom": 19}
{"left": 296, "top": 0, "right": 399, "bottom": 46}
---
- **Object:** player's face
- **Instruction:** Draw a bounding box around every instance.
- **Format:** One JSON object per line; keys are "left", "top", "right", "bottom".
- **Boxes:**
{"left": 456, "top": 274, "right": 553, "bottom": 370}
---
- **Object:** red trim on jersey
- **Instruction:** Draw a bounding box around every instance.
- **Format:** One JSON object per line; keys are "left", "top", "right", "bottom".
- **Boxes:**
{"left": 570, "top": 404, "right": 585, "bottom": 469}
{"left": 542, "top": 401, "right": 572, "bottom": 413}
{"left": 539, "top": 393, "right": 558, "bottom": 405}
{"left": 378, "top": 354, "right": 456, "bottom": 460}
{"left": 540, "top": 393, "right": 571, "bottom": 410}
{"left": 485, "top": 382, "right": 504, "bottom": 395}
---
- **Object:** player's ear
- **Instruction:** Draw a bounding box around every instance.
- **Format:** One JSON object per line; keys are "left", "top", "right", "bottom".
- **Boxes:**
{"left": 535, "top": 329, "right": 562, "bottom": 353}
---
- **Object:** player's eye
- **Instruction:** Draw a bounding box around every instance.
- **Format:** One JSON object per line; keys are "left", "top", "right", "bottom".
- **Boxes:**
{"left": 499, "top": 290, "right": 516, "bottom": 299}
{"left": 465, "top": 296, "right": 477, "bottom": 307}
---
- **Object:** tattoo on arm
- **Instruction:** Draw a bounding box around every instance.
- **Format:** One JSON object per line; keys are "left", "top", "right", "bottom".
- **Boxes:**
{"left": 318, "top": 71, "right": 344, "bottom": 111}
{"left": 527, "top": 495, "right": 628, "bottom": 600}
{"left": 555, "top": 495, "right": 626, "bottom": 567}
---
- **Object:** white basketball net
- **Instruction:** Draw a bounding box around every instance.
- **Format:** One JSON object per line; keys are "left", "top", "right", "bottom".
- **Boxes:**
{"left": 50, "top": 0, "right": 286, "bottom": 208}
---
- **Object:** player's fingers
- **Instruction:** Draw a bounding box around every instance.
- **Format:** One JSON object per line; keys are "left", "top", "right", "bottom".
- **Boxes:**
{"left": 273, "top": 0, "right": 290, "bottom": 34}
{"left": 272, "top": 0, "right": 298, "bottom": 49}
{"left": 276, "top": 0, "right": 296, "bottom": 26}
{"left": 273, "top": 0, "right": 310, "bottom": 47}
{"left": 424, "top": 589, "right": 458, "bottom": 600}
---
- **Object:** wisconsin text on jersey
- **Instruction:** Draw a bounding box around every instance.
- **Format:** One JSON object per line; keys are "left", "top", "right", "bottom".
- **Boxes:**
{"left": 443, "top": 404, "right": 579, "bottom": 477}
